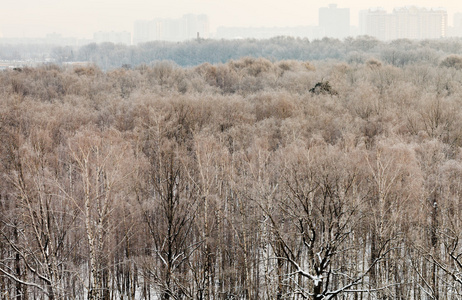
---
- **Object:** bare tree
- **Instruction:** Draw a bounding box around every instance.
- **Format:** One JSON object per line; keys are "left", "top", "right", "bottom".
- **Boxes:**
{"left": 63, "top": 128, "right": 134, "bottom": 300}
{"left": 136, "top": 130, "right": 198, "bottom": 299}
{"left": 0, "top": 127, "right": 79, "bottom": 299}
{"left": 260, "top": 144, "right": 393, "bottom": 299}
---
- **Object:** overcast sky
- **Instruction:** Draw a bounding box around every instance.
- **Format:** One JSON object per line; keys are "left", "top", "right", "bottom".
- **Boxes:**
{"left": 0, "top": 0, "right": 460, "bottom": 38}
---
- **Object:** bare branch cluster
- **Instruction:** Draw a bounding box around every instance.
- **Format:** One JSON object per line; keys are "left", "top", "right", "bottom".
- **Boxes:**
{"left": 1, "top": 56, "right": 462, "bottom": 299}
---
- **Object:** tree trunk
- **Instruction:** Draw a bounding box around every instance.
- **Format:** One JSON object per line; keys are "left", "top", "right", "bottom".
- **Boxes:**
{"left": 14, "top": 226, "right": 21, "bottom": 300}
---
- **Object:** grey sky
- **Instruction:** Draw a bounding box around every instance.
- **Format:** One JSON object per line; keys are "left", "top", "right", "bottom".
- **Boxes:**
{"left": 0, "top": 0, "right": 460, "bottom": 38}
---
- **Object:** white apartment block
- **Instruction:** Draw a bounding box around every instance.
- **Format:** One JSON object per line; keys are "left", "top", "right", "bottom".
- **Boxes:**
{"left": 133, "top": 14, "right": 210, "bottom": 44}
{"left": 360, "top": 6, "right": 447, "bottom": 40}
{"left": 319, "top": 4, "right": 350, "bottom": 39}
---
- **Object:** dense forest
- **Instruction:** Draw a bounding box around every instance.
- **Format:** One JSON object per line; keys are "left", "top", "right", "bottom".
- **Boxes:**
{"left": 2, "top": 52, "right": 462, "bottom": 299}
{"left": 4, "top": 36, "right": 462, "bottom": 69}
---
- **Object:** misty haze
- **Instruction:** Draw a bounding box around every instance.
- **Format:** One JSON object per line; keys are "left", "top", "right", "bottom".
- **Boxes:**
{"left": 3, "top": 1, "right": 462, "bottom": 300}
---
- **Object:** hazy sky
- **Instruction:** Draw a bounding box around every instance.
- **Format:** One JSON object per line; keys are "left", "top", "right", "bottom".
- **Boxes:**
{"left": 0, "top": 0, "right": 460, "bottom": 38}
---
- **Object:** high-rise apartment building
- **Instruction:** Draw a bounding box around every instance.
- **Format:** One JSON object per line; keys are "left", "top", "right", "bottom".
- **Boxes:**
{"left": 319, "top": 4, "right": 350, "bottom": 39}
{"left": 133, "top": 20, "right": 163, "bottom": 44}
{"left": 360, "top": 8, "right": 395, "bottom": 40}
{"left": 361, "top": 6, "right": 447, "bottom": 40}
{"left": 133, "top": 14, "right": 210, "bottom": 44}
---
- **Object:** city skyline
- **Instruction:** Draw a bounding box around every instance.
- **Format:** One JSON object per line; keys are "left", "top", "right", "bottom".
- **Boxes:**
{"left": 1, "top": 0, "right": 461, "bottom": 39}
{"left": 0, "top": 7, "right": 458, "bottom": 45}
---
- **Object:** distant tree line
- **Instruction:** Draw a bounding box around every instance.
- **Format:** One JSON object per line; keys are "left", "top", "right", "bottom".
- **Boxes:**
{"left": 68, "top": 36, "right": 462, "bottom": 69}
{"left": 3, "top": 36, "right": 462, "bottom": 69}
